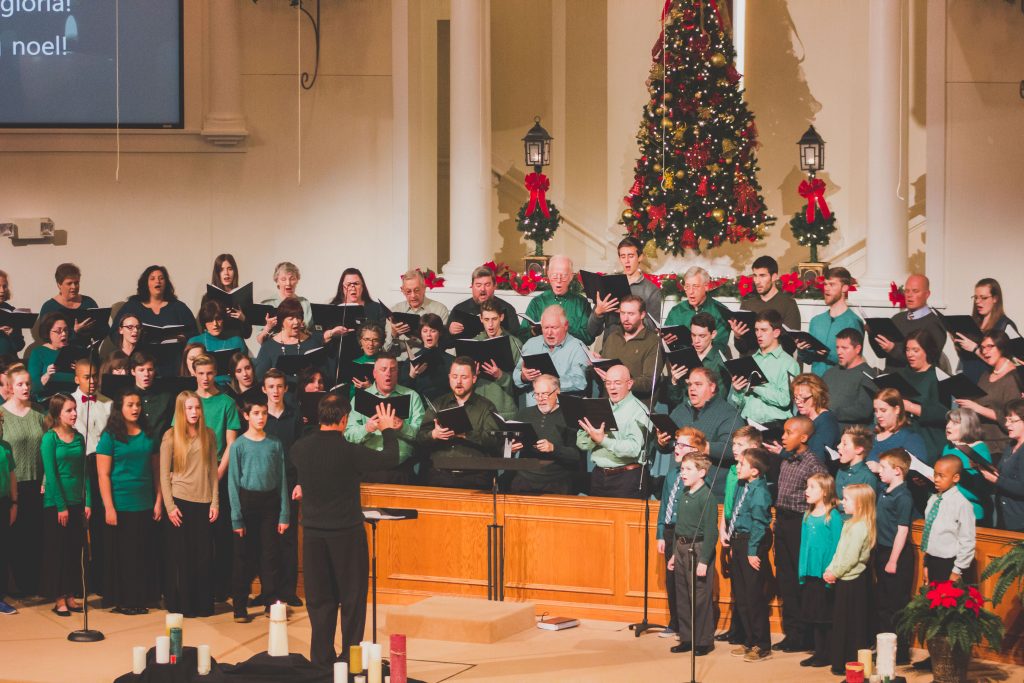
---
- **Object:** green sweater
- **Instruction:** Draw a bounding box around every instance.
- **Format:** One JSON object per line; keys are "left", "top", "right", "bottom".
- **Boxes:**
{"left": 522, "top": 290, "right": 594, "bottom": 345}
{"left": 664, "top": 296, "right": 732, "bottom": 355}
{"left": 825, "top": 518, "right": 872, "bottom": 581}
{"left": 0, "top": 406, "right": 46, "bottom": 482}
{"left": 41, "top": 430, "right": 91, "bottom": 510}
{"left": 227, "top": 434, "right": 290, "bottom": 529}
{"left": 97, "top": 430, "right": 156, "bottom": 512}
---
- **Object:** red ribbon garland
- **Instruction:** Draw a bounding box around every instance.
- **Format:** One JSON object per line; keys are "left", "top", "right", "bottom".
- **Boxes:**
{"left": 525, "top": 172, "right": 551, "bottom": 218}
{"left": 798, "top": 178, "right": 831, "bottom": 223}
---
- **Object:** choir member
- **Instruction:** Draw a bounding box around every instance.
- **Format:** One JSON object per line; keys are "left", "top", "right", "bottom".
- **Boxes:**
{"left": 40, "top": 394, "right": 90, "bottom": 616}
{"left": 514, "top": 306, "right": 590, "bottom": 403}
{"left": 1, "top": 365, "right": 46, "bottom": 596}
{"left": 587, "top": 237, "right": 661, "bottom": 340}
{"left": 104, "top": 314, "right": 141, "bottom": 361}
{"left": 872, "top": 274, "right": 948, "bottom": 372}
{"left": 981, "top": 399, "right": 1024, "bottom": 531}
{"left": 663, "top": 266, "right": 731, "bottom": 357}
{"left": 727, "top": 310, "right": 799, "bottom": 425}
{"left": 800, "top": 267, "right": 863, "bottom": 376}
{"left": 97, "top": 388, "right": 161, "bottom": 614}
{"left": 257, "top": 262, "right": 312, "bottom": 344}
{"left": 822, "top": 328, "right": 878, "bottom": 430}
{"left": 470, "top": 300, "right": 522, "bottom": 418}
{"left": 179, "top": 342, "right": 207, "bottom": 377}
{"left": 734, "top": 256, "right": 800, "bottom": 355}
{"left": 449, "top": 266, "right": 518, "bottom": 336}
{"left": 38, "top": 263, "right": 100, "bottom": 341}
{"left": 867, "top": 389, "right": 930, "bottom": 466}
{"left": 254, "top": 300, "right": 338, "bottom": 383}
{"left": 521, "top": 255, "right": 593, "bottom": 344}
{"left": 206, "top": 253, "right": 252, "bottom": 339}
{"left": 950, "top": 278, "right": 1017, "bottom": 383}
{"left": 597, "top": 295, "right": 659, "bottom": 400}
{"left": 791, "top": 373, "right": 841, "bottom": 466}
{"left": 27, "top": 313, "right": 74, "bottom": 401}
{"left": 896, "top": 330, "right": 948, "bottom": 458}
{"left": 389, "top": 269, "right": 450, "bottom": 350}
{"left": 403, "top": 314, "right": 454, "bottom": 401}
{"left": 508, "top": 374, "right": 583, "bottom": 495}
{"left": 329, "top": 267, "right": 386, "bottom": 322}
{"left": 114, "top": 265, "right": 196, "bottom": 340}
{"left": 665, "top": 313, "right": 729, "bottom": 406}
{"left": 0, "top": 414, "right": 15, "bottom": 614}
{"left": 953, "top": 330, "right": 1021, "bottom": 455}
{"left": 130, "top": 351, "right": 175, "bottom": 440}
{"left": 0, "top": 270, "right": 26, "bottom": 356}
{"left": 188, "top": 299, "right": 247, "bottom": 355}
{"left": 160, "top": 391, "right": 219, "bottom": 617}
{"left": 228, "top": 353, "right": 258, "bottom": 399}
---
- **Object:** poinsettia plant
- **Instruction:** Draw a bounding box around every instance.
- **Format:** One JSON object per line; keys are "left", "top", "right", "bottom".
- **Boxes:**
{"left": 889, "top": 281, "right": 907, "bottom": 308}
{"left": 653, "top": 270, "right": 856, "bottom": 301}
{"left": 416, "top": 267, "right": 445, "bottom": 289}
{"left": 895, "top": 581, "right": 1003, "bottom": 656}
{"left": 477, "top": 261, "right": 581, "bottom": 296}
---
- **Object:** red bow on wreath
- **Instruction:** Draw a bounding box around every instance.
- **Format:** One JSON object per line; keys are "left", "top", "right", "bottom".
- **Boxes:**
{"left": 798, "top": 178, "right": 831, "bottom": 223}
{"left": 525, "top": 172, "right": 551, "bottom": 218}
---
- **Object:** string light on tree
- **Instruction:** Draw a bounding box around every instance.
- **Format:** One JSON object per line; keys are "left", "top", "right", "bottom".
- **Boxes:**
{"left": 620, "top": 0, "right": 773, "bottom": 254}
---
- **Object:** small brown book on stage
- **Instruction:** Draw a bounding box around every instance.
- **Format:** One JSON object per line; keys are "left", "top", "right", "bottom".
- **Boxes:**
{"left": 537, "top": 616, "right": 579, "bottom": 631}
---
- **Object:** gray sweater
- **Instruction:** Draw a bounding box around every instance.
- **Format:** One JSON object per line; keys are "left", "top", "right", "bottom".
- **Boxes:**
{"left": 822, "top": 362, "right": 878, "bottom": 428}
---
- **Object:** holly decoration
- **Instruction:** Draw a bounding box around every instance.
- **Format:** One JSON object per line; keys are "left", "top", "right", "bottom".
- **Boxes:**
{"left": 620, "top": 0, "right": 774, "bottom": 254}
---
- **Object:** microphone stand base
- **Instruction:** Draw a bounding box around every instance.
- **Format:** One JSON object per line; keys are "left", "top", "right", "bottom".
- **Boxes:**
{"left": 628, "top": 620, "right": 667, "bottom": 638}
{"left": 68, "top": 629, "right": 105, "bottom": 643}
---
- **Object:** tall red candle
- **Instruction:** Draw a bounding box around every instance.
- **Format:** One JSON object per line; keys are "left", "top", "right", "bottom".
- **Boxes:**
{"left": 389, "top": 634, "right": 407, "bottom": 683}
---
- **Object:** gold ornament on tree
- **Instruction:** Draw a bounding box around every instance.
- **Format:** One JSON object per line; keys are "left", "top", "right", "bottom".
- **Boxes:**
{"left": 710, "top": 52, "right": 727, "bottom": 68}
{"left": 711, "top": 208, "right": 725, "bottom": 222}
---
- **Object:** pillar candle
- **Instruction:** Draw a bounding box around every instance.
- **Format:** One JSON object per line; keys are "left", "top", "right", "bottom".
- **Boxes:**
{"left": 165, "top": 612, "right": 184, "bottom": 635}
{"left": 389, "top": 634, "right": 407, "bottom": 683}
{"left": 875, "top": 632, "right": 897, "bottom": 678}
{"left": 845, "top": 662, "right": 865, "bottom": 683}
{"left": 268, "top": 602, "right": 289, "bottom": 656}
{"left": 198, "top": 645, "right": 211, "bottom": 675}
{"left": 360, "top": 640, "right": 371, "bottom": 670}
{"left": 857, "top": 648, "right": 873, "bottom": 677}
{"left": 132, "top": 646, "right": 146, "bottom": 674}
{"left": 368, "top": 644, "right": 383, "bottom": 683}
{"left": 355, "top": 677, "right": 366, "bottom": 683}
{"left": 155, "top": 636, "right": 171, "bottom": 664}
{"left": 350, "top": 645, "right": 363, "bottom": 674}
{"left": 333, "top": 662, "right": 349, "bottom": 683}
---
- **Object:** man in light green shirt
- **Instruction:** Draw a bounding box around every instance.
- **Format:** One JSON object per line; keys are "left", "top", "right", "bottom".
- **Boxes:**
{"left": 728, "top": 310, "right": 799, "bottom": 425}
{"left": 469, "top": 300, "right": 523, "bottom": 419}
{"left": 345, "top": 355, "right": 424, "bottom": 483}
{"left": 576, "top": 364, "right": 652, "bottom": 499}
{"left": 521, "top": 255, "right": 593, "bottom": 345}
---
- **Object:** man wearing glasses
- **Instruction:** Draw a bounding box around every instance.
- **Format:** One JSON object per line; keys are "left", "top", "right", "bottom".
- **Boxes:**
{"left": 520, "top": 255, "right": 593, "bottom": 344}
{"left": 662, "top": 266, "right": 731, "bottom": 357}
{"left": 388, "top": 269, "right": 449, "bottom": 351}
{"left": 507, "top": 375, "right": 582, "bottom": 495}
{"left": 576, "top": 364, "right": 652, "bottom": 498}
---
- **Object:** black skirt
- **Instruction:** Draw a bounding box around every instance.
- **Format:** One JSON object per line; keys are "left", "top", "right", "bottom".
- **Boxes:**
{"left": 801, "top": 576, "right": 834, "bottom": 624}
{"left": 41, "top": 505, "right": 86, "bottom": 599}
{"left": 164, "top": 498, "right": 215, "bottom": 617}
{"left": 831, "top": 572, "right": 870, "bottom": 670}
{"left": 103, "top": 510, "right": 155, "bottom": 609}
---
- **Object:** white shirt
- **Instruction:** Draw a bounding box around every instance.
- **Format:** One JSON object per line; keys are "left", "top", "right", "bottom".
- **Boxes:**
{"left": 72, "top": 387, "right": 112, "bottom": 454}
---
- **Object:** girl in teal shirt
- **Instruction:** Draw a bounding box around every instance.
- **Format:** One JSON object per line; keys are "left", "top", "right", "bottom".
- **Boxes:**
{"left": 798, "top": 472, "right": 843, "bottom": 668}
{"left": 41, "top": 394, "right": 90, "bottom": 616}
{"left": 97, "top": 389, "right": 160, "bottom": 615}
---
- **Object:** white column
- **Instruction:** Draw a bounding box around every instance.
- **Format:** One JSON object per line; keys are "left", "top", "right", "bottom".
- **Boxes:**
{"left": 860, "top": 0, "right": 908, "bottom": 298}
{"left": 201, "top": 0, "right": 248, "bottom": 146}
{"left": 392, "top": 0, "right": 412, "bottom": 271}
{"left": 442, "top": 0, "right": 492, "bottom": 280}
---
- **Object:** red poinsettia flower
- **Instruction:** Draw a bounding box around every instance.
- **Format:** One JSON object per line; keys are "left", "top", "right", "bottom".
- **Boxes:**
{"left": 737, "top": 275, "right": 754, "bottom": 298}
{"left": 812, "top": 276, "right": 826, "bottom": 291}
{"left": 926, "top": 581, "right": 965, "bottom": 610}
{"left": 418, "top": 268, "right": 445, "bottom": 289}
{"left": 643, "top": 273, "right": 662, "bottom": 288}
{"left": 779, "top": 272, "right": 802, "bottom": 295}
{"left": 848, "top": 278, "right": 858, "bottom": 293}
{"left": 889, "top": 281, "right": 907, "bottom": 309}
{"left": 968, "top": 586, "right": 983, "bottom": 604}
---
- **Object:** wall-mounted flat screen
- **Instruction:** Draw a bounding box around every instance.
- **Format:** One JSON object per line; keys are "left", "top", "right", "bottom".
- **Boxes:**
{"left": 0, "top": 0, "right": 183, "bottom": 128}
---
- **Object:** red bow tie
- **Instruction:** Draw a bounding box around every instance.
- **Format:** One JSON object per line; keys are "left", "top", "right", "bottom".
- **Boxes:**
{"left": 80, "top": 395, "right": 96, "bottom": 403}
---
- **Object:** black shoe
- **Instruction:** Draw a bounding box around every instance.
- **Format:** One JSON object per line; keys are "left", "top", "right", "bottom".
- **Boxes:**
{"left": 111, "top": 606, "right": 129, "bottom": 615}
{"left": 912, "top": 657, "right": 932, "bottom": 671}
{"left": 670, "top": 642, "right": 693, "bottom": 654}
{"left": 830, "top": 667, "right": 845, "bottom": 676}
{"left": 771, "top": 637, "right": 794, "bottom": 651}
{"left": 694, "top": 645, "right": 714, "bottom": 656}
{"left": 800, "top": 656, "right": 829, "bottom": 667}
{"left": 715, "top": 631, "right": 732, "bottom": 642}
{"left": 285, "top": 595, "right": 303, "bottom": 608}
{"left": 52, "top": 606, "right": 71, "bottom": 617}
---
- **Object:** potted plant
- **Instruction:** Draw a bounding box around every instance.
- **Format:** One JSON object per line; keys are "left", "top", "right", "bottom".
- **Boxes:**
{"left": 895, "top": 580, "right": 1004, "bottom": 683}
{"left": 981, "top": 539, "right": 1024, "bottom": 606}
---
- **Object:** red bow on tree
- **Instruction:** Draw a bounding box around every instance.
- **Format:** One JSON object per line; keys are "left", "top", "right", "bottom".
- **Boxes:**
{"left": 647, "top": 204, "right": 667, "bottom": 231}
{"left": 525, "top": 172, "right": 551, "bottom": 218}
{"left": 798, "top": 178, "right": 831, "bottom": 223}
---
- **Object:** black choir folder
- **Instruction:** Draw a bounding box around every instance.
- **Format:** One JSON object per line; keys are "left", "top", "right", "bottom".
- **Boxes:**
{"left": 722, "top": 355, "right": 767, "bottom": 387}
{"left": 579, "top": 270, "right": 631, "bottom": 303}
{"left": 938, "top": 373, "right": 986, "bottom": 403}
{"left": 954, "top": 443, "right": 998, "bottom": 476}
{"left": 560, "top": 394, "right": 618, "bottom": 431}
{"left": 522, "top": 352, "right": 559, "bottom": 378}
{"left": 434, "top": 405, "right": 473, "bottom": 434}
{"left": 0, "top": 309, "right": 37, "bottom": 328}
{"left": 784, "top": 327, "right": 830, "bottom": 356}
{"left": 456, "top": 337, "right": 516, "bottom": 373}
{"left": 275, "top": 346, "right": 327, "bottom": 374}
{"left": 863, "top": 316, "right": 905, "bottom": 358}
{"left": 310, "top": 303, "right": 365, "bottom": 329}
{"left": 938, "top": 313, "right": 983, "bottom": 343}
{"left": 354, "top": 388, "right": 411, "bottom": 419}
{"left": 864, "top": 371, "right": 919, "bottom": 399}
{"left": 650, "top": 413, "right": 679, "bottom": 436}
{"left": 448, "top": 308, "right": 484, "bottom": 339}
{"left": 205, "top": 282, "right": 254, "bottom": 311}
{"left": 491, "top": 413, "right": 539, "bottom": 447}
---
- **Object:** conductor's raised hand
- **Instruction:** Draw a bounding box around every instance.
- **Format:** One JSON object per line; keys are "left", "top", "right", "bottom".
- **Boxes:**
{"left": 375, "top": 402, "right": 403, "bottom": 431}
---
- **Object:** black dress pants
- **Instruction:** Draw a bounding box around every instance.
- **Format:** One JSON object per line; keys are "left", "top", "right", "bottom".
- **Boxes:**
{"left": 0, "top": 498, "right": 11, "bottom": 599}
{"left": 213, "top": 477, "right": 233, "bottom": 600}
{"left": 874, "top": 543, "right": 914, "bottom": 660}
{"left": 589, "top": 466, "right": 645, "bottom": 499}
{"left": 280, "top": 492, "right": 301, "bottom": 600}
{"left": 165, "top": 498, "right": 215, "bottom": 617}
{"left": 11, "top": 481, "right": 43, "bottom": 595}
{"left": 303, "top": 527, "right": 369, "bottom": 666}
{"left": 662, "top": 527, "right": 678, "bottom": 631}
{"left": 104, "top": 510, "right": 152, "bottom": 609}
{"left": 831, "top": 573, "right": 869, "bottom": 671}
{"left": 41, "top": 505, "right": 85, "bottom": 599}
{"left": 231, "top": 490, "right": 283, "bottom": 617}
{"left": 730, "top": 532, "right": 772, "bottom": 651}
{"left": 773, "top": 509, "right": 804, "bottom": 643}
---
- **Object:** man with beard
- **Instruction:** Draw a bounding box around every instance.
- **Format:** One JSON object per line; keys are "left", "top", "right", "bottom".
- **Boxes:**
{"left": 800, "top": 267, "right": 863, "bottom": 377}
{"left": 598, "top": 296, "right": 660, "bottom": 400}
{"left": 733, "top": 256, "right": 801, "bottom": 356}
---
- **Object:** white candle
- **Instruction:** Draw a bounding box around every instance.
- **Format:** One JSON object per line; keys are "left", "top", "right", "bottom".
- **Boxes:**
{"left": 155, "top": 636, "right": 170, "bottom": 664}
{"left": 132, "top": 646, "right": 146, "bottom": 674}
{"left": 368, "top": 653, "right": 382, "bottom": 683}
{"left": 334, "top": 662, "right": 349, "bottom": 683}
{"left": 268, "top": 602, "right": 289, "bottom": 657}
{"left": 197, "top": 644, "right": 211, "bottom": 675}
{"left": 355, "top": 676, "right": 366, "bottom": 683}
{"left": 165, "top": 612, "right": 184, "bottom": 634}
{"left": 269, "top": 601, "right": 287, "bottom": 621}
{"left": 876, "top": 632, "right": 897, "bottom": 678}
{"left": 858, "top": 648, "right": 873, "bottom": 677}
{"left": 360, "top": 640, "right": 371, "bottom": 670}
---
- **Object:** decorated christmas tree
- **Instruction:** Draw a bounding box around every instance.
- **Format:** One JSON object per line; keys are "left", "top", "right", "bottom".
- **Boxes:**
{"left": 620, "top": 0, "right": 774, "bottom": 254}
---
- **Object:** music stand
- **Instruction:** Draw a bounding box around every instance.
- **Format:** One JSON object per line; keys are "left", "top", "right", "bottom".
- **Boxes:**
{"left": 432, "top": 454, "right": 550, "bottom": 601}
{"left": 362, "top": 507, "right": 418, "bottom": 644}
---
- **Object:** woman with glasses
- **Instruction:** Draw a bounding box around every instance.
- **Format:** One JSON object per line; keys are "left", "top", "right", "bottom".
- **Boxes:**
{"left": 106, "top": 315, "right": 142, "bottom": 360}
{"left": 28, "top": 313, "right": 74, "bottom": 402}
{"left": 349, "top": 322, "right": 384, "bottom": 391}
{"left": 953, "top": 330, "right": 1021, "bottom": 455}
{"left": 981, "top": 399, "right": 1024, "bottom": 531}
{"left": 951, "top": 278, "right": 1017, "bottom": 382}
{"left": 791, "top": 373, "right": 840, "bottom": 469}
{"left": 940, "top": 408, "right": 993, "bottom": 524}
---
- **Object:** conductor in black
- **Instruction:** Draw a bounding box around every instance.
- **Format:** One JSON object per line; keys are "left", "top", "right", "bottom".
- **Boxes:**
{"left": 290, "top": 393, "right": 402, "bottom": 666}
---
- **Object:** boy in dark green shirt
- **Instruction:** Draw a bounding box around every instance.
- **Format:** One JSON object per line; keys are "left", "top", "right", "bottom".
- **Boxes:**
{"left": 723, "top": 447, "right": 773, "bottom": 662}
{"left": 667, "top": 445, "right": 719, "bottom": 656}
{"left": 835, "top": 425, "right": 880, "bottom": 506}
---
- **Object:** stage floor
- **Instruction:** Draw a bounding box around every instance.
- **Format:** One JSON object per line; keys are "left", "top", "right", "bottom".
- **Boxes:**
{"left": 2, "top": 596, "right": 1019, "bottom": 682}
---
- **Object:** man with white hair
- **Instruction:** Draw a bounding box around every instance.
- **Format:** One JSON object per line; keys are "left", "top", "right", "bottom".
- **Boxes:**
{"left": 514, "top": 305, "right": 590, "bottom": 403}
{"left": 664, "top": 266, "right": 731, "bottom": 356}
{"left": 520, "top": 255, "right": 593, "bottom": 344}
{"left": 388, "top": 269, "right": 450, "bottom": 349}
